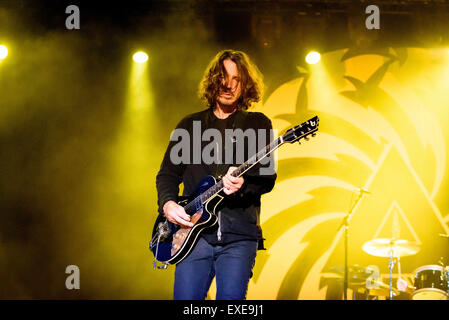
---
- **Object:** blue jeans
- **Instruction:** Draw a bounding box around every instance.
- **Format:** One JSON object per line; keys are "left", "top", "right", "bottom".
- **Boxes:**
{"left": 173, "top": 237, "right": 258, "bottom": 300}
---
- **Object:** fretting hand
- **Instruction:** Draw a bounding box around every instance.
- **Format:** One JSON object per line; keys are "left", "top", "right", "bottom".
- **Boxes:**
{"left": 222, "top": 166, "right": 244, "bottom": 195}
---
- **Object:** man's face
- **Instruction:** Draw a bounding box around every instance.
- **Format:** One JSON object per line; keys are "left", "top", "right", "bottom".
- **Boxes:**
{"left": 216, "top": 58, "right": 242, "bottom": 108}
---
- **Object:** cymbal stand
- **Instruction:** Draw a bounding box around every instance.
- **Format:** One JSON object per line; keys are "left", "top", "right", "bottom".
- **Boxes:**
{"left": 388, "top": 246, "right": 396, "bottom": 300}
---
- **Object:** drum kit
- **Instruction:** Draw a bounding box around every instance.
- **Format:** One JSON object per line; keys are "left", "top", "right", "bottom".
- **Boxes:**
{"left": 332, "top": 188, "right": 449, "bottom": 300}
{"left": 330, "top": 237, "right": 449, "bottom": 300}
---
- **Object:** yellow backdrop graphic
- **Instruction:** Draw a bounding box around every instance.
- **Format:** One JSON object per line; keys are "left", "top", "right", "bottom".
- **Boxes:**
{"left": 237, "top": 48, "right": 449, "bottom": 300}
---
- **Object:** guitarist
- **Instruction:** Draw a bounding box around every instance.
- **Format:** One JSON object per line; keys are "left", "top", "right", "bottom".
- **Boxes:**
{"left": 156, "top": 50, "right": 277, "bottom": 300}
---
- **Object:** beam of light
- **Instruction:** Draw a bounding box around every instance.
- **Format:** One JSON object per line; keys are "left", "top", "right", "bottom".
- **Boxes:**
{"left": 114, "top": 55, "right": 154, "bottom": 199}
{"left": 88, "top": 54, "right": 160, "bottom": 295}
{"left": 133, "top": 51, "right": 148, "bottom": 64}
{"left": 0, "top": 45, "right": 8, "bottom": 60}
{"left": 80, "top": 49, "right": 171, "bottom": 298}
{"left": 305, "top": 51, "right": 321, "bottom": 64}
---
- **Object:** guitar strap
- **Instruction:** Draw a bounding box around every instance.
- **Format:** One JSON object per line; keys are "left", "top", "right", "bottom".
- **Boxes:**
{"left": 206, "top": 109, "right": 248, "bottom": 180}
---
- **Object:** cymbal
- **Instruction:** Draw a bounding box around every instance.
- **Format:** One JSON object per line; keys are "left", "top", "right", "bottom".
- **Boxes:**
{"left": 362, "top": 238, "right": 421, "bottom": 257}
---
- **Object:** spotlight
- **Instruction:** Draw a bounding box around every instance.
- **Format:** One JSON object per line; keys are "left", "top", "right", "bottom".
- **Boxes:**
{"left": 0, "top": 45, "right": 8, "bottom": 60}
{"left": 133, "top": 51, "right": 148, "bottom": 63}
{"left": 305, "top": 51, "right": 321, "bottom": 65}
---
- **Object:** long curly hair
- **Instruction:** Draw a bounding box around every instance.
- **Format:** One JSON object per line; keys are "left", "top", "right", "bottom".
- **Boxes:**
{"left": 198, "top": 50, "right": 264, "bottom": 110}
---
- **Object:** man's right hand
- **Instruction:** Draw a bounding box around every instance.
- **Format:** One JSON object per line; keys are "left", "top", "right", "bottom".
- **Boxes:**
{"left": 163, "top": 200, "right": 194, "bottom": 228}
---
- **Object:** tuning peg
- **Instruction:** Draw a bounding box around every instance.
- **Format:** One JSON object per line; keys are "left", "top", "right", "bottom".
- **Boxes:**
{"left": 304, "top": 137, "right": 309, "bottom": 141}
{"left": 312, "top": 133, "right": 316, "bottom": 137}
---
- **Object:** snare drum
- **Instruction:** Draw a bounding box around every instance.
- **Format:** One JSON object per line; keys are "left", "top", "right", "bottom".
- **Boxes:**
{"left": 411, "top": 265, "right": 449, "bottom": 300}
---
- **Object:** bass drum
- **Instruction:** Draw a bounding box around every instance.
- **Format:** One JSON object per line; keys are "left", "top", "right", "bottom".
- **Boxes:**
{"left": 411, "top": 265, "right": 449, "bottom": 300}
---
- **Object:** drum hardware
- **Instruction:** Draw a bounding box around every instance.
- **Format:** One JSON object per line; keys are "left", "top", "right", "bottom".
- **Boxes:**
{"left": 365, "top": 279, "right": 399, "bottom": 298}
{"left": 362, "top": 238, "right": 421, "bottom": 300}
{"left": 388, "top": 247, "right": 395, "bottom": 300}
{"left": 438, "top": 233, "right": 449, "bottom": 286}
{"left": 438, "top": 258, "right": 447, "bottom": 284}
{"left": 329, "top": 265, "right": 373, "bottom": 280}
{"left": 325, "top": 265, "right": 398, "bottom": 299}
{"left": 324, "top": 266, "right": 373, "bottom": 300}
{"left": 328, "top": 265, "right": 373, "bottom": 290}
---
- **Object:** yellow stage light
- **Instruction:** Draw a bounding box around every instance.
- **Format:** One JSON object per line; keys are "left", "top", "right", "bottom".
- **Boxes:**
{"left": 133, "top": 51, "right": 148, "bottom": 63}
{"left": 0, "top": 45, "right": 8, "bottom": 60}
{"left": 305, "top": 51, "right": 321, "bottom": 64}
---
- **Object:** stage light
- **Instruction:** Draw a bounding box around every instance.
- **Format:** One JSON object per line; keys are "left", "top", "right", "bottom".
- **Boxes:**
{"left": 305, "top": 51, "right": 321, "bottom": 65}
{"left": 133, "top": 51, "right": 148, "bottom": 63}
{"left": 0, "top": 45, "right": 8, "bottom": 60}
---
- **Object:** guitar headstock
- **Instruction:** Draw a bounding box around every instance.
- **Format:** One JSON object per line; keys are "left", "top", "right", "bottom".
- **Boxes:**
{"left": 282, "top": 116, "right": 319, "bottom": 144}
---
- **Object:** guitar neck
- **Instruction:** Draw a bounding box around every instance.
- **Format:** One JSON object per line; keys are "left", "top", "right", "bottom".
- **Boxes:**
{"left": 182, "top": 115, "right": 319, "bottom": 214}
{"left": 184, "top": 136, "right": 283, "bottom": 213}
{"left": 230, "top": 136, "right": 283, "bottom": 179}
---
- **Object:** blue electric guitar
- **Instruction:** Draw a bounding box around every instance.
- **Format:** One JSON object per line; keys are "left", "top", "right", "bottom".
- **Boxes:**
{"left": 150, "top": 116, "right": 319, "bottom": 268}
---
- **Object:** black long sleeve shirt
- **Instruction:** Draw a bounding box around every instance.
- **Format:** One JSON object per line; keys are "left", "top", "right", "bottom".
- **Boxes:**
{"left": 156, "top": 108, "right": 277, "bottom": 249}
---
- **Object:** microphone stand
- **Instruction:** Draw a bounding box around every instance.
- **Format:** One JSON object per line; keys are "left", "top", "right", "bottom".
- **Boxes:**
{"left": 338, "top": 189, "right": 369, "bottom": 300}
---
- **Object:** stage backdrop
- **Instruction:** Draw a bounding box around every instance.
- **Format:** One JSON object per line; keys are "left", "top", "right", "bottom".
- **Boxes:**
{"left": 205, "top": 47, "right": 449, "bottom": 299}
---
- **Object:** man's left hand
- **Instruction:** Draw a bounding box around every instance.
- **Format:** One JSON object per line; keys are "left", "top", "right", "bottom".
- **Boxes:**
{"left": 222, "top": 166, "right": 244, "bottom": 195}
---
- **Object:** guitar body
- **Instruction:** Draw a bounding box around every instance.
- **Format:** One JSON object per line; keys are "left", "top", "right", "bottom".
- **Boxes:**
{"left": 150, "top": 176, "right": 223, "bottom": 265}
